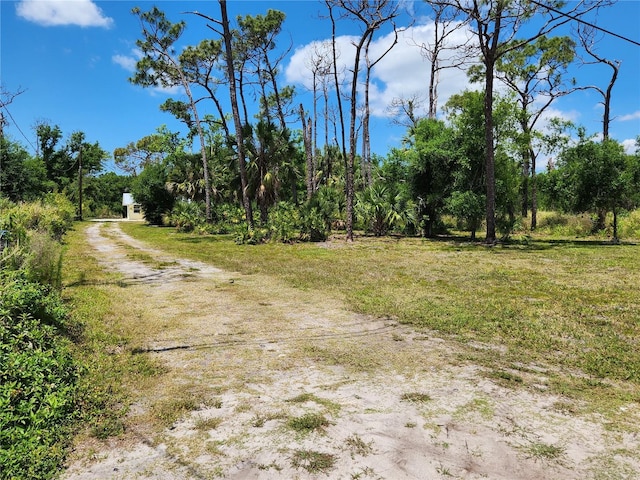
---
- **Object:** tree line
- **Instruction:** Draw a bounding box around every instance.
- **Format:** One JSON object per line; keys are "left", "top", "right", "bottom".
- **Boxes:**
{"left": 2, "top": 0, "right": 639, "bottom": 242}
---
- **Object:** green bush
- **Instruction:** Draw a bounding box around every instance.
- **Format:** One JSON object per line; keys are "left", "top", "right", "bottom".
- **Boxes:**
{"left": 0, "top": 272, "right": 80, "bottom": 480}
{"left": 165, "top": 201, "right": 205, "bottom": 233}
{"left": 0, "top": 195, "right": 74, "bottom": 243}
{"left": 535, "top": 212, "right": 593, "bottom": 237}
{"left": 619, "top": 209, "right": 640, "bottom": 239}
{"left": 299, "top": 207, "right": 329, "bottom": 242}
{"left": 268, "top": 202, "right": 299, "bottom": 243}
{"left": 23, "top": 231, "right": 64, "bottom": 289}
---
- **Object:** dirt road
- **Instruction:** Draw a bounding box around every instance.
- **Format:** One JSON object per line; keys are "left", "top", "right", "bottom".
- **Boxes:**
{"left": 62, "top": 222, "right": 639, "bottom": 479}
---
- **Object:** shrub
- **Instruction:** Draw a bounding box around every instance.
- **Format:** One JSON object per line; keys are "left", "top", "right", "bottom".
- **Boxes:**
{"left": 535, "top": 212, "right": 592, "bottom": 237}
{"left": 0, "top": 195, "right": 74, "bottom": 243}
{"left": 23, "top": 231, "right": 64, "bottom": 289}
{"left": 268, "top": 202, "right": 299, "bottom": 243}
{"left": 355, "top": 184, "right": 413, "bottom": 236}
{"left": 0, "top": 272, "right": 80, "bottom": 480}
{"left": 299, "top": 207, "right": 328, "bottom": 242}
{"left": 165, "top": 201, "right": 205, "bottom": 233}
{"left": 619, "top": 209, "right": 640, "bottom": 239}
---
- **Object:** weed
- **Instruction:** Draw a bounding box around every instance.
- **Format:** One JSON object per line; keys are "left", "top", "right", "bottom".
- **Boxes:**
{"left": 152, "top": 396, "right": 199, "bottom": 426}
{"left": 290, "top": 449, "right": 335, "bottom": 473}
{"left": 350, "top": 466, "right": 379, "bottom": 479}
{"left": 436, "top": 463, "right": 453, "bottom": 476}
{"left": 522, "top": 442, "right": 566, "bottom": 464}
{"left": 454, "top": 397, "right": 494, "bottom": 421}
{"left": 287, "top": 413, "right": 331, "bottom": 434}
{"left": 401, "top": 392, "right": 432, "bottom": 403}
{"left": 251, "top": 411, "right": 286, "bottom": 427}
{"left": 194, "top": 416, "right": 223, "bottom": 431}
{"left": 345, "top": 434, "right": 374, "bottom": 457}
{"left": 286, "top": 392, "right": 341, "bottom": 414}
{"left": 257, "top": 462, "right": 283, "bottom": 471}
{"left": 490, "top": 370, "right": 524, "bottom": 385}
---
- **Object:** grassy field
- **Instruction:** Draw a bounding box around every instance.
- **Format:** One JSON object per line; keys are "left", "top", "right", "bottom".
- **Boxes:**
{"left": 118, "top": 222, "right": 640, "bottom": 425}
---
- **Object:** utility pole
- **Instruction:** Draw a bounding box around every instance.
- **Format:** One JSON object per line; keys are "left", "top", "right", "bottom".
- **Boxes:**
{"left": 77, "top": 144, "right": 83, "bottom": 220}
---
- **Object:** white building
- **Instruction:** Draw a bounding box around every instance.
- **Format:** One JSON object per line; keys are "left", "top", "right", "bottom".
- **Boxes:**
{"left": 122, "top": 193, "right": 144, "bottom": 221}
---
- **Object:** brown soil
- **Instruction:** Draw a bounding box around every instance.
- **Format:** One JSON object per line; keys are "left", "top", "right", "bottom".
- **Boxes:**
{"left": 62, "top": 221, "right": 639, "bottom": 480}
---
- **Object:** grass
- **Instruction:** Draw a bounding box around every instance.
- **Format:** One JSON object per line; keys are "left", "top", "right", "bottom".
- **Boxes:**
{"left": 119, "top": 222, "right": 640, "bottom": 424}
{"left": 62, "top": 223, "right": 167, "bottom": 442}
{"left": 521, "top": 441, "right": 566, "bottom": 464}
{"left": 194, "top": 416, "right": 223, "bottom": 431}
{"left": 401, "top": 392, "right": 432, "bottom": 403}
{"left": 286, "top": 392, "right": 342, "bottom": 414}
{"left": 345, "top": 434, "right": 374, "bottom": 457}
{"left": 290, "top": 449, "right": 336, "bottom": 473}
{"left": 287, "top": 412, "right": 331, "bottom": 434}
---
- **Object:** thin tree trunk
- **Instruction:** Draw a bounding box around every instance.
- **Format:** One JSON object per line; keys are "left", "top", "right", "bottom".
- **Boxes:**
{"left": 531, "top": 151, "right": 538, "bottom": 230}
{"left": 187, "top": 85, "right": 213, "bottom": 223}
{"left": 484, "top": 60, "right": 497, "bottom": 243}
{"left": 328, "top": 2, "right": 349, "bottom": 239}
{"left": 300, "top": 104, "right": 314, "bottom": 200}
{"left": 220, "top": 0, "right": 253, "bottom": 230}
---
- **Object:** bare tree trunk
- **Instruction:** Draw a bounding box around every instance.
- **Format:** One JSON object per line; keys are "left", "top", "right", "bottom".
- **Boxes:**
{"left": 300, "top": 104, "right": 314, "bottom": 200}
{"left": 327, "top": 1, "right": 349, "bottom": 238}
{"left": 529, "top": 139, "right": 538, "bottom": 230}
{"left": 187, "top": 85, "right": 213, "bottom": 223}
{"left": 483, "top": 39, "right": 498, "bottom": 244}
{"left": 220, "top": 0, "right": 253, "bottom": 230}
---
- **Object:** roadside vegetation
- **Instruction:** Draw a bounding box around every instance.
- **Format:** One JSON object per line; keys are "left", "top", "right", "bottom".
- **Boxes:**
{"left": 0, "top": 196, "right": 79, "bottom": 480}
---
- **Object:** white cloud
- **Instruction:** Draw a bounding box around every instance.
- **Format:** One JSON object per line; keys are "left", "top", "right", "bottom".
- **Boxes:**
{"left": 622, "top": 138, "right": 637, "bottom": 155}
{"left": 16, "top": 0, "right": 113, "bottom": 28}
{"left": 113, "top": 49, "right": 183, "bottom": 96}
{"left": 617, "top": 111, "right": 640, "bottom": 122}
{"left": 285, "top": 18, "right": 475, "bottom": 120}
{"left": 111, "top": 54, "right": 140, "bottom": 72}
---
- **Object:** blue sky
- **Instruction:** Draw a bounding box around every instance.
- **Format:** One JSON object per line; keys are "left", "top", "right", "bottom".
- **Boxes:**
{"left": 1, "top": 0, "right": 639, "bottom": 174}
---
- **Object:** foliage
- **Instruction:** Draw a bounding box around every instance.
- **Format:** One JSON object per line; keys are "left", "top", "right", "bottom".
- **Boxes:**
{"left": 619, "top": 210, "right": 640, "bottom": 239}
{"left": 164, "top": 201, "right": 205, "bottom": 233}
{"left": 355, "top": 183, "right": 414, "bottom": 236}
{"left": 446, "top": 190, "right": 485, "bottom": 239}
{"left": 1, "top": 231, "right": 79, "bottom": 480}
{"left": 6, "top": 195, "right": 74, "bottom": 239}
{"left": 406, "top": 118, "right": 457, "bottom": 237}
{"left": 131, "top": 161, "right": 175, "bottom": 225}
{"left": 555, "top": 137, "right": 631, "bottom": 239}
{"left": 84, "top": 172, "right": 132, "bottom": 218}
{"left": 267, "top": 202, "right": 299, "bottom": 243}
{"left": 113, "top": 127, "right": 182, "bottom": 177}
{"left": 534, "top": 211, "right": 593, "bottom": 237}
{"left": 0, "top": 137, "right": 51, "bottom": 202}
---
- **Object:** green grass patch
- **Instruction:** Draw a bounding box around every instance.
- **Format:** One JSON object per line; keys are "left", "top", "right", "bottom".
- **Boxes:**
{"left": 194, "top": 416, "right": 223, "bottom": 431}
{"left": 290, "top": 449, "right": 335, "bottom": 473}
{"left": 521, "top": 441, "right": 566, "bottom": 464}
{"left": 345, "top": 434, "right": 374, "bottom": 457}
{"left": 286, "top": 393, "right": 342, "bottom": 414}
{"left": 400, "top": 392, "right": 432, "bottom": 403}
{"left": 287, "top": 412, "right": 331, "bottom": 434}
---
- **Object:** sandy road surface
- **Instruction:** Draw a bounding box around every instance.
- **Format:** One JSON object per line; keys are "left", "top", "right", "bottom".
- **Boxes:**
{"left": 62, "top": 222, "right": 639, "bottom": 479}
